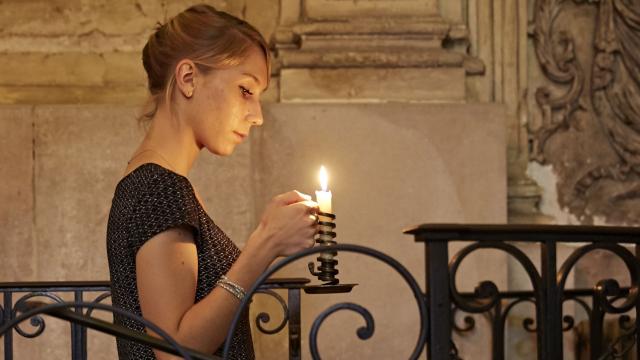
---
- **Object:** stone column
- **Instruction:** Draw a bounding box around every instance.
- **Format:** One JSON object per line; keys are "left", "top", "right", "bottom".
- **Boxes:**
{"left": 465, "top": 0, "right": 550, "bottom": 224}
{"left": 464, "top": 2, "right": 554, "bottom": 358}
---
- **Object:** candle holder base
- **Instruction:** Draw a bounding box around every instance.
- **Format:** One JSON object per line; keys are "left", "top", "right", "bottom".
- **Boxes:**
{"left": 303, "top": 283, "right": 356, "bottom": 294}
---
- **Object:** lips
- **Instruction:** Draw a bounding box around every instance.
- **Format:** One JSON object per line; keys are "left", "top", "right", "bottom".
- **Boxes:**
{"left": 233, "top": 131, "right": 248, "bottom": 141}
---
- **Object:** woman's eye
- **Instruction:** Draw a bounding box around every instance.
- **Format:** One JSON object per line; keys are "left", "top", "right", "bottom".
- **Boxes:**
{"left": 240, "top": 86, "right": 253, "bottom": 97}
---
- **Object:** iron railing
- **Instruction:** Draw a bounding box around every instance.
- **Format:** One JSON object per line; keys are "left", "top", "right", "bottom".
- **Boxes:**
{"left": 0, "top": 278, "right": 308, "bottom": 360}
{"left": 2, "top": 224, "right": 640, "bottom": 359}
{"left": 405, "top": 224, "right": 640, "bottom": 360}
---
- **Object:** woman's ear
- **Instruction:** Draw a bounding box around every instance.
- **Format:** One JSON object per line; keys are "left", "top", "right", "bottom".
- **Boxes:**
{"left": 175, "top": 60, "right": 196, "bottom": 98}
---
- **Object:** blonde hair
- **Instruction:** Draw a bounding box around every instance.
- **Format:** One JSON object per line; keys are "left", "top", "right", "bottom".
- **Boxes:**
{"left": 140, "top": 4, "right": 271, "bottom": 123}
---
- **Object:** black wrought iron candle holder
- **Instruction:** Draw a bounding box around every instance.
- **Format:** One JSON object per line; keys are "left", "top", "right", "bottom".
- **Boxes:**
{"left": 305, "top": 211, "right": 357, "bottom": 294}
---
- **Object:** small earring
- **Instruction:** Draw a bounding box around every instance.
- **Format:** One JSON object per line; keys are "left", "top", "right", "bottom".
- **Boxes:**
{"left": 187, "top": 90, "right": 193, "bottom": 98}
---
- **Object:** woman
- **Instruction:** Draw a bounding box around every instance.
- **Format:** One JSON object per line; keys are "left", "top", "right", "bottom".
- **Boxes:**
{"left": 106, "top": 4, "right": 318, "bottom": 359}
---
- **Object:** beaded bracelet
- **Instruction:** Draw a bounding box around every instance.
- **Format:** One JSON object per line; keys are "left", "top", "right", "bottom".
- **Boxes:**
{"left": 216, "top": 275, "right": 246, "bottom": 302}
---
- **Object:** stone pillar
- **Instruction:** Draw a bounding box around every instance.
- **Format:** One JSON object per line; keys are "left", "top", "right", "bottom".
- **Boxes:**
{"left": 464, "top": 2, "right": 554, "bottom": 358}
{"left": 464, "top": 0, "right": 550, "bottom": 225}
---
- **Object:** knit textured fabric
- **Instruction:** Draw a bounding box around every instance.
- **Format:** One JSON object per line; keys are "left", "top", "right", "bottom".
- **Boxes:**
{"left": 106, "top": 163, "right": 254, "bottom": 359}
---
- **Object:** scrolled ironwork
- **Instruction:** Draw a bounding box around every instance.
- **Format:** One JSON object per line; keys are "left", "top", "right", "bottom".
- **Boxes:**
{"left": 309, "top": 302, "right": 374, "bottom": 360}
{"left": 451, "top": 305, "right": 476, "bottom": 333}
{"left": 499, "top": 297, "right": 537, "bottom": 334}
{"left": 11, "top": 292, "right": 65, "bottom": 338}
{"left": 594, "top": 279, "right": 637, "bottom": 314}
{"left": 562, "top": 315, "right": 575, "bottom": 332}
{"left": 560, "top": 296, "right": 593, "bottom": 332}
{"left": 557, "top": 243, "right": 640, "bottom": 315}
{"left": 85, "top": 291, "right": 112, "bottom": 317}
{"left": 523, "top": 317, "right": 537, "bottom": 333}
{"left": 618, "top": 314, "right": 635, "bottom": 331}
{"left": 449, "top": 242, "right": 541, "bottom": 313}
{"left": 0, "top": 301, "right": 197, "bottom": 360}
{"left": 254, "top": 289, "right": 289, "bottom": 335}
{"left": 223, "top": 244, "right": 427, "bottom": 360}
{"left": 564, "top": 295, "right": 592, "bottom": 324}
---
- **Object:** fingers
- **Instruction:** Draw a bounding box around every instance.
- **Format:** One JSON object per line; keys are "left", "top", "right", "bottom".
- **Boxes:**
{"left": 275, "top": 190, "right": 312, "bottom": 205}
{"left": 300, "top": 200, "right": 319, "bottom": 210}
{"left": 287, "top": 200, "right": 318, "bottom": 211}
{"left": 262, "top": 190, "right": 320, "bottom": 256}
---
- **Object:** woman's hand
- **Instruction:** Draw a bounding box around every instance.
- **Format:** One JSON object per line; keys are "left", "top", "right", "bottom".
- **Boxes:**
{"left": 252, "top": 190, "right": 319, "bottom": 258}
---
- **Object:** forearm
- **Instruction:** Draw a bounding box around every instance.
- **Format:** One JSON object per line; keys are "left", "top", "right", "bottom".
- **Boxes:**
{"left": 224, "top": 225, "right": 276, "bottom": 291}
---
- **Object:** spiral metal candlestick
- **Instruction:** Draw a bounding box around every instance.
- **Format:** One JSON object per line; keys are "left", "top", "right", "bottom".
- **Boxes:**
{"left": 305, "top": 211, "right": 356, "bottom": 294}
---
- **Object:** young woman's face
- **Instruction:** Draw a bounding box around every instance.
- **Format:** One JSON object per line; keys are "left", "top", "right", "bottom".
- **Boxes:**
{"left": 187, "top": 45, "right": 268, "bottom": 156}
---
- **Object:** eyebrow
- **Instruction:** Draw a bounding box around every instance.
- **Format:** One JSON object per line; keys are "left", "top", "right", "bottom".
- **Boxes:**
{"left": 242, "top": 72, "right": 267, "bottom": 92}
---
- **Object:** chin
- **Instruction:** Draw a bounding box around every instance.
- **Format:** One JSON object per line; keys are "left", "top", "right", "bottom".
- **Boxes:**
{"left": 207, "top": 145, "right": 235, "bottom": 157}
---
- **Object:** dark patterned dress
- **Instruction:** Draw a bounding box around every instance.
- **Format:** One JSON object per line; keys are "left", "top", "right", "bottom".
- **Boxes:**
{"left": 106, "top": 163, "right": 254, "bottom": 359}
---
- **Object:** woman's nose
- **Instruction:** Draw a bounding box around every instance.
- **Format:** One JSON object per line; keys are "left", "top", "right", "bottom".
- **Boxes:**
{"left": 247, "top": 101, "right": 263, "bottom": 126}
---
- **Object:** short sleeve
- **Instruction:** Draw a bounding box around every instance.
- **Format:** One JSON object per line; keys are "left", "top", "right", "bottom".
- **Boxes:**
{"left": 127, "top": 166, "right": 200, "bottom": 253}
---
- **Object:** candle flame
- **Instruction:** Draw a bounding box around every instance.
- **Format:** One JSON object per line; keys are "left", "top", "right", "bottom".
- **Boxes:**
{"left": 319, "top": 166, "right": 329, "bottom": 191}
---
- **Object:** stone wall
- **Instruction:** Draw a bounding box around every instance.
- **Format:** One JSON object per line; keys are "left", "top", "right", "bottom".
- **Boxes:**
{"left": 0, "top": 0, "right": 526, "bottom": 359}
{"left": 0, "top": 102, "right": 507, "bottom": 359}
{"left": 0, "top": 0, "right": 279, "bottom": 105}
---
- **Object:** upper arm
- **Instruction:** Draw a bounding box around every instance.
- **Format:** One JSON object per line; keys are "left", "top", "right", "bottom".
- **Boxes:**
{"left": 135, "top": 226, "right": 198, "bottom": 340}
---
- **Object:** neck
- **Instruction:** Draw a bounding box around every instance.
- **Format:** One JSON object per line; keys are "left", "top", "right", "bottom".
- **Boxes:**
{"left": 136, "top": 105, "right": 200, "bottom": 177}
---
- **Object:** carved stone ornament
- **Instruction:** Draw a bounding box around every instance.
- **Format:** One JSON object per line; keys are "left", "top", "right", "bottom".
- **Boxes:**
{"left": 270, "top": 0, "right": 484, "bottom": 102}
{"left": 272, "top": 18, "right": 483, "bottom": 73}
{"left": 530, "top": 0, "right": 640, "bottom": 224}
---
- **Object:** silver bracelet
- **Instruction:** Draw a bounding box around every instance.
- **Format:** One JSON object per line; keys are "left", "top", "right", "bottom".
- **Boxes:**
{"left": 216, "top": 275, "right": 246, "bottom": 301}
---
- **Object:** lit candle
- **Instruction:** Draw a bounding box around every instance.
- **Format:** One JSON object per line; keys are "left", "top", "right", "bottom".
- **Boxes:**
{"left": 315, "top": 166, "right": 332, "bottom": 214}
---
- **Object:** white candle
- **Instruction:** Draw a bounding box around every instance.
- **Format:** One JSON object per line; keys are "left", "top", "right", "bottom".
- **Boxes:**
{"left": 315, "top": 165, "right": 332, "bottom": 214}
